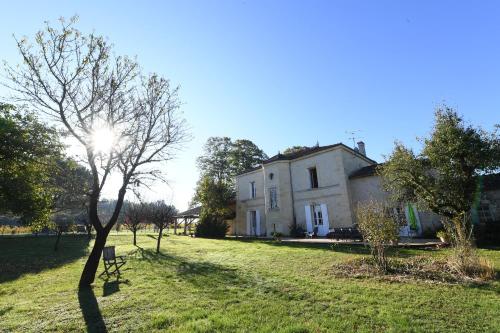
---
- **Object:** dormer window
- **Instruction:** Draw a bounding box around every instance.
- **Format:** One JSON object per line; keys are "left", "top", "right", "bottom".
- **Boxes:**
{"left": 309, "top": 167, "right": 318, "bottom": 189}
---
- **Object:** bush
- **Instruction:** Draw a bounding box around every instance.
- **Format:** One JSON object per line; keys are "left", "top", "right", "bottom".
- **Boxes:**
{"left": 271, "top": 231, "right": 283, "bottom": 241}
{"left": 355, "top": 200, "right": 399, "bottom": 273}
{"left": 289, "top": 224, "right": 306, "bottom": 238}
{"left": 436, "top": 230, "right": 449, "bottom": 242}
{"left": 195, "top": 214, "right": 229, "bottom": 238}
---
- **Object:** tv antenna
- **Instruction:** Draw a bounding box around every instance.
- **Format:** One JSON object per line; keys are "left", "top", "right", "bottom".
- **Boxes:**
{"left": 345, "top": 130, "right": 361, "bottom": 148}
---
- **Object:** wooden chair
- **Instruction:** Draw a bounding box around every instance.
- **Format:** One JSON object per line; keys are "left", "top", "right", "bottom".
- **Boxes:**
{"left": 99, "top": 246, "right": 126, "bottom": 278}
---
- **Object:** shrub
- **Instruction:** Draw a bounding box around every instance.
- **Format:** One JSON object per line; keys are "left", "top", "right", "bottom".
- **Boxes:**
{"left": 289, "top": 224, "right": 306, "bottom": 238}
{"left": 355, "top": 200, "right": 399, "bottom": 272}
{"left": 195, "top": 214, "right": 229, "bottom": 238}
{"left": 436, "top": 230, "right": 449, "bottom": 242}
{"left": 271, "top": 231, "right": 283, "bottom": 241}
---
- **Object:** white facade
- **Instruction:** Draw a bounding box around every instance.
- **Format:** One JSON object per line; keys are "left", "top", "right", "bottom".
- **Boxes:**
{"left": 235, "top": 143, "right": 379, "bottom": 237}
{"left": 234, "top": 142, "right": 500, "bottom": 238}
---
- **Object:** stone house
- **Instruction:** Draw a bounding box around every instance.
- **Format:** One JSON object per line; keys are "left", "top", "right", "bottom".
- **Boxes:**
{"left": 233, "top": 142, "right": 499, "bottom": 238}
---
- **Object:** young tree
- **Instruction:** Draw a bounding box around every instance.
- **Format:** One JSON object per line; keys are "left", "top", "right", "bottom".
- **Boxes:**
{"left": 5, "top": 17, "right": 187, "bottom": 287}
{"left": 355, "top": 201, "right": 399, "bottom": 272}
{"left": 379, "top": 107, "right": 499, "bottom": 259}
{"left": 145, "top": 201, "right": 177, "bottom": 253}
{"left": 123, "top": 202, "right": 146, "bottom": 246}
{"left": 52, "top": 213, "right": 75, "bottom": 251}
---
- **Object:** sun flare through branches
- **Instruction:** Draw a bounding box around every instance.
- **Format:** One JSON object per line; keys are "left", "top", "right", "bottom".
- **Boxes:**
{"left": 91, "top": 126, "right": 116, "bottom": 154}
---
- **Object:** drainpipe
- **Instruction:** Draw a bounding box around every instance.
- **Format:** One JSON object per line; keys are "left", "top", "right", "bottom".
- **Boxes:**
{"left": 288, "top": 161, "right": 297, "bottom": 227}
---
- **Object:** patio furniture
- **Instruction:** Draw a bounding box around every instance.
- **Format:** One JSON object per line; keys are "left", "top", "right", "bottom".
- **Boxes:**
{"left": 99, "top": 246, "right": 126, "bottom": 278}
{"left": 305, "top": 226, "right": 319, "bottom": 238}
{"left": 327, "top": 227, "right": 363, "bottom": 241}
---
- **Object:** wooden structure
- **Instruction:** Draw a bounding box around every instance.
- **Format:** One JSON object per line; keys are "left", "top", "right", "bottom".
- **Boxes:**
{"left": 174, "top": 206, "right": 201, "bottom": 235}
{"left": 99, "top": 246, "right": 126, "bottom": 278}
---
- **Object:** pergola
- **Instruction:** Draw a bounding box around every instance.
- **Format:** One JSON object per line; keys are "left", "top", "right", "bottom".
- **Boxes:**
{"left": 173, "top": 206, "right": 201, "bottom": 235}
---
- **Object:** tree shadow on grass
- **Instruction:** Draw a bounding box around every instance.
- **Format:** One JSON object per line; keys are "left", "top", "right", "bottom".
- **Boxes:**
{"left": 0, "top": 235, "right": 89, "bottom": 283}
{"left": 130, "top": 247, "right": 253, "bottom": 293}
{"left": 78, "top": 287, "right": 107, "bottom": 333}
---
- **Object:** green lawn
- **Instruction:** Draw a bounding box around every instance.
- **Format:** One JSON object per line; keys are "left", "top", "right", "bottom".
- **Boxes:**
{"left": 0, "top": 234, "right": 499, "bottom": 332}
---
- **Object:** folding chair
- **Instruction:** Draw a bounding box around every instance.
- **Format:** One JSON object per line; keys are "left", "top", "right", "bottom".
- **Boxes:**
{"left": 99, "top": 246, "right": 126, "bottom": 278}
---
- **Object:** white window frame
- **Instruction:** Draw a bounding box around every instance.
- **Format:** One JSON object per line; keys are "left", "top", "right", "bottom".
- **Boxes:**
{"left": 311, "top": 204, "right": 323, "bottom": 226}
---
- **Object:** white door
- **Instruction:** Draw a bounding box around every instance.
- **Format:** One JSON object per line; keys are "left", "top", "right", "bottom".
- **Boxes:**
{"left": 311, "top": 205, "right": 324, "bottom": 236}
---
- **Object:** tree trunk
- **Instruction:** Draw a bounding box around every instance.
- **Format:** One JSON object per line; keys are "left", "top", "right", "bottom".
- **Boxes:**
{"left": 79, "top": 230, "right": 108, "bottom": 288}
{"left": 54, "top": 229, "right": 62, "bottom": 251}
{"left": 133, "top": 229, "right": 137, "bottom": 246}
{"left": 156, "top": 227, "right": 163, "bottom": 253}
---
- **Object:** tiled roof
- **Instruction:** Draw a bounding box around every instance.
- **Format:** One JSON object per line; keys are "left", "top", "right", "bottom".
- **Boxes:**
{"left": 348, "top": 165, "right": 500, "bottom": 192}
{"left": 175, "top": 206, "right": 201, "bottom": 218}
{"left": 349, "top": 164, "right": 381, "bottom": 179}
{"left": 237, "top": 143, "right": 376, "bottom": 176}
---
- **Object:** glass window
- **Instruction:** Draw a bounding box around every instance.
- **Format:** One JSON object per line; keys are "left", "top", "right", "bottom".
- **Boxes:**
{"left": 312, "top": 205, "right": 323, "bottom": 225}
{"left": 250, "top": 181, "right": 256, "bottom": 199}
{"left": 309, "top": 167, "right": 318, "bottom": 188}
{"left": 269, "top": 187, "right": 278, "bottom": 209}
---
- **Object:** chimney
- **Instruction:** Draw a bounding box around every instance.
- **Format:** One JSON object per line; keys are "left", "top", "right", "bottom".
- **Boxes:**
{"left": 357, "top": 141, "right": 366, "bottom": 156}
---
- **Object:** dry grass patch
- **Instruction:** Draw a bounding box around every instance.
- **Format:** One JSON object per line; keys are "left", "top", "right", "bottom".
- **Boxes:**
{"left": 333, "top": 255, "right": 497, "bottom": 284}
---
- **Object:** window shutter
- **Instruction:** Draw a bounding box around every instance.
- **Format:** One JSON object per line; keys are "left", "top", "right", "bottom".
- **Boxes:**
{"left": 304, "top": 205, "right": 313, "bottom": 232}
{"left": 248, "top": 183, "right": 253, "bottom": 199}
{"left": 320, "top": 204, "right": 330, "bottom": 235}
{"left": 246, "top": 211, "right": 251, "bottom": 235}
{"left": 256, "top": 210, "right": 261, "bottom": 236}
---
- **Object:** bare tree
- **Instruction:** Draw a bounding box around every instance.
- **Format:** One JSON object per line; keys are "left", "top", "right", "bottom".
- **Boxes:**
{"left": 123, "top": 202, "right": 146, "bottom": 246}
{"left": 145, "top": 201, "right": 177, "bottom": 253}
{"left": 4, "top": 17, "right": 187, "bottom": 287}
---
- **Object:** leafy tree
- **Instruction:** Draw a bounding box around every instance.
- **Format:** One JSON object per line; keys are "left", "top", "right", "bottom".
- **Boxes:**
{"left": 52, "top": 158, "right": 92, "bottom": 212}
{"left": 282, "top": 146, "right": 308, "bottom": 155}
{"left": 0, "top": 103, "right": 63, "bottom": 229}
{"left": 229, "top": 139, "right": 268, "bottom": 175}
{"left": 123, "top": 202, "right": 146, "bottom": 246}
{"left": 379, "top": 107, "right": 499, "bottom": 265}
{"left": 193, "top": 176, "right": 234, "bottom": 238}
{"left": 197, "top": 137, "right": 267, "bottom": 183}
{"left": 144, "top": 201, "right": 177, "bottom": 253}
{"left": 193, "top": 137, "right": 266, "bottom": 224}
{"left": 5, "top": 17, "right": 187, "bottom": 287}
{"left": 192, "top": 176, "right": 234, "bottom": 218}
{"left": 197, "top": 137, "right": 234, "bottom": 183}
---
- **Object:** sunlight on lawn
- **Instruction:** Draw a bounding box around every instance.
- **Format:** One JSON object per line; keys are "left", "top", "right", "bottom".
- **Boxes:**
{"left": 0, "top": 234, "right": 499, "bottom": 332}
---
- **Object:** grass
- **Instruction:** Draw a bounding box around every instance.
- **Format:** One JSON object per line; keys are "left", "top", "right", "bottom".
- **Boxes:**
{"left": 0, "top": 233, "right": 499, "bottom": 332}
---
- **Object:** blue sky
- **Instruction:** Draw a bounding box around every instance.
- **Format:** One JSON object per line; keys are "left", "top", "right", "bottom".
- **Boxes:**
{"left": 1, "top": 1, "right": 499, "bottom": 210}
